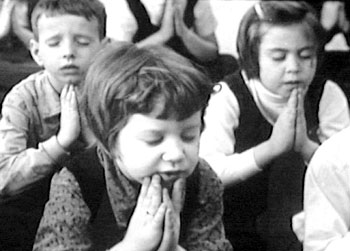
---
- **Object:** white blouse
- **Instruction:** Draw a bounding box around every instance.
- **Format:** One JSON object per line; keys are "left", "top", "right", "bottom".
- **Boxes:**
{"left": 199, "top": 72, "right": 350, "bottom": 186}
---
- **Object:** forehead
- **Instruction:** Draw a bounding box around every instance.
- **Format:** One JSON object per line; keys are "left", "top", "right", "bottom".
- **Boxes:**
{"left": 259, "top": 22, "right": 315, "bottom": 51}
{"left": 124, "top": 112, "right": 202, "bottom": 132}
{"left": 36, "top": 14, "right": 100, "bottom": 40}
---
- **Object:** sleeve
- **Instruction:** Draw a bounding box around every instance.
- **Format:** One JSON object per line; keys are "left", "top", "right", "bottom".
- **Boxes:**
{"left": 180, "top": 160, "right": 233, "bottom": 251}
{"left": 318, "top": 80, "right": 350, "bottom": 142}
{"left": 303, "top": 142, "right": 350, "bottom": 251}
{"left": 33, "top": 167, "right": 92, "bottom": 251}
{"left": 103, "top": 0, "right": 137, "bottom": 42}
{"left": 199, "top": 82, "right": 262, "bottom": 187}
{"left": 193, "top": 0, "right": 217, "bottom": 37}
{"left": 0, "top": 88, "right": 69, "bottom": 196}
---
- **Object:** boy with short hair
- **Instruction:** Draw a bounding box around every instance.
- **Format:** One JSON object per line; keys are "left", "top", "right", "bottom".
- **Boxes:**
{"left": 0, "top": 0, "right": 108, "bottom": 249}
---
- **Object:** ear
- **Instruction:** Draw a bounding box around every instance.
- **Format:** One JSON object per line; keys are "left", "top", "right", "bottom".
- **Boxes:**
{"left": 30, "top": 39, "right": 44, "bottom": 67}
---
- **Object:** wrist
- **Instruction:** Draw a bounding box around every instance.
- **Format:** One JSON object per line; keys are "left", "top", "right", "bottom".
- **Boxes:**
{"left": 56, "top": 134, "right": 71, "bottom": 152}
{"left": 109, "top": 239, "right": 140, "bottom": 251}
{"left": 157, "top": 28, "right": 172, "bottom": 43}
{"left": 177, "top": 245, "right": 186, "bottom": 251}
{"left": 300, "top": 139, "right": 319, "bottom": 163}
{"left": 254, "top": 140, "right": 281, "bottom": 170}
{"left": 179, "top": 26, "right": 191, "bottom": 41}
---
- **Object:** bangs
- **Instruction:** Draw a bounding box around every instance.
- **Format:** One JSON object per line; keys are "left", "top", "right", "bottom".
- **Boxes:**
{"left": 132, "top": 66, "right": 209, "bottom": 121}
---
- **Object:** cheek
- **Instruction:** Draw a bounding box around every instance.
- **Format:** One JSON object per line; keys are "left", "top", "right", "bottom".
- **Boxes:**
{"left": 185, "top": 143, "right": 200, "bottom": 163}
{"left": 259, "top": 57, "right": 275, "bottom": 77}
{"left": 306, "top": 58, "right": 317, "bottom": 71}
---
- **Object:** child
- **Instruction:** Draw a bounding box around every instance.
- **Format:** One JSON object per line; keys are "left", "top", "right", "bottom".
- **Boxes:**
{"left": 99, "top": 0, "right": 238, "bottom": 82}
{"left": 295, "top": 126, "right": 350, "bottom": 251}
{"left": 199, "top": 2, "right": 350, "bottom": 251}
{"left": 0, "top": 0, "right": 108, "bottom": 249}
{"left": 33, "top": 43, "right": 233, "bottom": 251}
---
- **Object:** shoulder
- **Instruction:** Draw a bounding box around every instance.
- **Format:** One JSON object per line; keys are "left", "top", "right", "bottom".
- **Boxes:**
{"left": 309, "top": 127, "right": 350, "bottom": 180}
{"left": 3, "top": 71, "right": 45, "bottom": 105}
{"left": 321, "top": 79, "right": 348, "bottom": 103}
{"left": 209, "top": 80, "right": 238, "bottom": 107}
{"left": 2, "top": 71, "right": 45, "bottom": 112}
{"left": 204, "top": 80, "right": 240, "bottom": 127}
{"left": 318, "top": 79, "right": 349, "bottom": 116}
{"left": 316, "top": 126, "right": 350, "bottom": 159}
{"left": 207, "top": 72, "right": 247, "bottom": 112}
{"left": 195, "top": 158, "right": 224, "bottom": 198}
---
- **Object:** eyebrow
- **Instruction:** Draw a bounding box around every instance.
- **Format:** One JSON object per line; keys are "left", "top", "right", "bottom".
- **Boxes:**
{"left": 267, "top": 45, "right": 315, "bottom": 52}
{"left": 44, "top": 34, "right": 61, "bottom": 42}
{"left": 183, "top": 124, "right": 201, "bottom": 130}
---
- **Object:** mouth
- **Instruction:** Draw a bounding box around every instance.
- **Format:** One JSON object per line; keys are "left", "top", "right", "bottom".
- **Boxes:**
{"left": 160, "top": 172, "right": 185, "bottom": 189}
{"left": 60, "top": 65, "right": 79, "bottom": 74}
{"left": 285, "top": 80, "right": 303, "bottom": 86}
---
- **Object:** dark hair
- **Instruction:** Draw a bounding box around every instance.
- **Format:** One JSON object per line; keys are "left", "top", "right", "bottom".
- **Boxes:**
{"left": 82, "top": 43, "right": 214, "bottom": 154}
{"left": 237, "top": 1, "right": 325, "bottom": 79}
{"left": 31, "top": 0, "right": 106, "bottom": 40}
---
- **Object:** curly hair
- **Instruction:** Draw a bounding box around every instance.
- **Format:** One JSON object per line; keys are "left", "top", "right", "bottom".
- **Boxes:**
{"left": 81, "top": 43, "right": 214, "bottom": 154}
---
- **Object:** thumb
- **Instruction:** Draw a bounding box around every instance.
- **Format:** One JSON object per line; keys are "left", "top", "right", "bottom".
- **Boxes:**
{"left": 171, "top": 178, "right": 186, "bottom": 213}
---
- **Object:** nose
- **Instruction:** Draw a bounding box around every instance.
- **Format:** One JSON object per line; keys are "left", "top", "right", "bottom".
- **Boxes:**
{"left": 162, "top": 138, "right": 185, "bottom": 164}
{"left": 286, "top": 55, "right": 300, "bottom": 73}
{"left": 62, "top": 40, "right": 76, "bottom": 60}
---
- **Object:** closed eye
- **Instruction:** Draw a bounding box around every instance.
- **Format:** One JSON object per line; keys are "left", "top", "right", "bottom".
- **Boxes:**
{"left": 47, "top": 40, "right": 60, "bottom": 47}
{"left": 144, "top": 137, "right": 163, "bottom": 146}
{"left": 299, "top": 49, "right": 314, "bottom": 60}
{"left": 76, "top": 37, "right": 91, "bottom": 46}
{"left": 181, "top": 131, "right": 200, "bottom": 143}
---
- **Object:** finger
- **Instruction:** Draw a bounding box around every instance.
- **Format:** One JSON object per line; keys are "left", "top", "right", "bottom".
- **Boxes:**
{"left": 163, "top": 188, "right": 177, "bottom": 218}
{"left": 287, "top": 88, "right": 298, "bottom": 110}
{"left": 297, "top": 88, "right": 305, "bottom": 111}
{"left": 60, "top": 84, "right": 69, "bottom": 101}
{"left": 66, "top": 84, "right": 74, "bottom": 101}
{"left": 137, "top": 177, "right": 151, "bottom": 205}
{"left": 158, "top": 206, "right": 177, "bottom": 251}
{"left": 147, "top": 174, "right": 162, "bottom": 216}
{"left": 163, "top": 187, "right": 172, "bottom": 208}
{"left": 70, "top": 86, "right": 78, "bottom": 109}
{"left": 295, "top": 88, "right": 306, "bottom": 125}
{"left": 168, "top": 0, "right": 174, "bottom": 8}
{"left": 152, "top": 202, "right": 167, "bottom": 226}
{"left": 174, "top": 8, "right": 179, "bottom": 23}
{"left": 171, "top": 178, "right": 185, "bottom": 213}
{"left": 142, "top": 175, "right": 162, "bottom": 216}
{"left": 283, "top": 89, "right": 297, "bottom": 127}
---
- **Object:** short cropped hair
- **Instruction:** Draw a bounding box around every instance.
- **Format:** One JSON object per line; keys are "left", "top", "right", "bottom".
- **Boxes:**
{"left": 31, "top": 0, "right": 106, "bottom": 40}
{"left": 237, "top": 1, "right": 325, "bottom": 80}
{"left": 82, "top": 43, "right": 214, "bottom": 154}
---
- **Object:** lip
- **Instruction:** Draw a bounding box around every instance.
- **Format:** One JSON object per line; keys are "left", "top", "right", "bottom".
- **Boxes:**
{"left": 285, "top": 80, "right": 302, "bottom": 85}
{"left": 160, "top": 171, "right": 185, "bottom": 184}
{"left": 60, "top": 65, "right": 79, "bottom": 74}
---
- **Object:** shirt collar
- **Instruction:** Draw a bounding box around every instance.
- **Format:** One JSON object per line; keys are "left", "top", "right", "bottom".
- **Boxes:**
{"left": 36, "top": 71, "right": 61, "bottom": 118}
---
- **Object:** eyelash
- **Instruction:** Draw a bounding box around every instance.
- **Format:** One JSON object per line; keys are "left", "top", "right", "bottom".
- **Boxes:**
{"left": 144, "top": 135, "right": 198, "bottom": 146}
{"left": 145, "top": 138, "right": 163, "bottom": 146}
{"left": 47, "top": 40, "right": 90, "bottom": 47}
{"left": 272, "top": 54, "right": 313, "bottom": 61}
{"left": 182, "top": 135, "right": 197, "bottom": 142}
